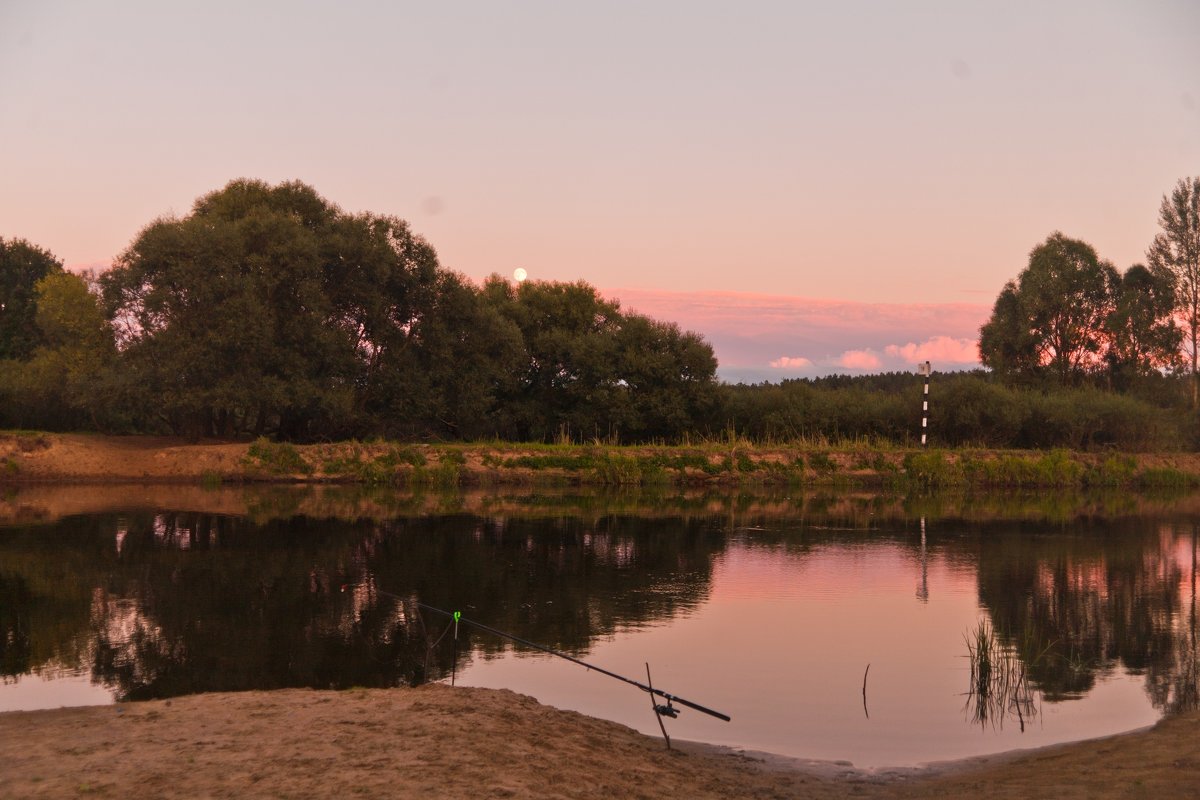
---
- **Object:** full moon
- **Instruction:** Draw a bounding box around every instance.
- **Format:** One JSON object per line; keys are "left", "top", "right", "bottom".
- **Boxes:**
{"left": 513, "top": 268, "right": 528, "bottom": 282}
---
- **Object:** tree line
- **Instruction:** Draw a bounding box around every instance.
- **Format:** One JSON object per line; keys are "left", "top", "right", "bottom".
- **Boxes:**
{"left": 2, "top": 176, "right": 1198, "bottom": 448}
{"left": 722, "top": 370, "right": 1188, "bottom": 450}
{"left": 0, "top": 180, "right": 718, "bottom": 442}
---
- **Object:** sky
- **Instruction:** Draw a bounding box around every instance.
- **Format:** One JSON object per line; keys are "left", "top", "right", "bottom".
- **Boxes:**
{"left": 2, "top": 1, "right": 1197, "bottom": 381}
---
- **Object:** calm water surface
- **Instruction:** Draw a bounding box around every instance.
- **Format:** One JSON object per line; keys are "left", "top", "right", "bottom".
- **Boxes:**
{"left": 2, "top": 489, "right": 1196, "bottom": 767}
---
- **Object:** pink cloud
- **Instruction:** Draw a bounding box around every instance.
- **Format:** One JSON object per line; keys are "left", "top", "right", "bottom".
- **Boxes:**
{"left": 837, "top": 349, "right": 882, "bottom": 370}
{"left": 769, "top": 356, "right": 813, "bottom": 369}
{"left": 592, "top": 286, "right": 990, "bottom": 380}
{"left": 884, "top": 336, "right": 980, "bottom": 364}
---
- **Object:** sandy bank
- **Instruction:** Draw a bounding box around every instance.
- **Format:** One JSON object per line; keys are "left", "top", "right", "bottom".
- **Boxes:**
{"left": 3, "top": 685, "right": 1199, "bottom": 799}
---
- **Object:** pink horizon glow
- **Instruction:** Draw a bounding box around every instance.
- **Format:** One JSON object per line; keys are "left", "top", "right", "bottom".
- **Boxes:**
{"left": 2, "top": 2, "right": 1195, "bottom": 346}
{"left": 606, "top": 286, "right": 989, "bottom": 380}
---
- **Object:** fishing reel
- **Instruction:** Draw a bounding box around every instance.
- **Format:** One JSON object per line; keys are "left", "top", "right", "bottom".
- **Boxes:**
{"left": 654, "top": 702, "right": 680, "bottom": 719}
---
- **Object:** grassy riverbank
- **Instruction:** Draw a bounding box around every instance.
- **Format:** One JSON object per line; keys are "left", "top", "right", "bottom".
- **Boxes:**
{"left": 4, "top": 431, "right": 1200, "bottom": 490}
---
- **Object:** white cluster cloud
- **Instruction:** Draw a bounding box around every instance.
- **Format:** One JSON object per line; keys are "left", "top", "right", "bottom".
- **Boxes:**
{"left": 884, "top": 336, "right": 979, "bottom": 364}
{"left": 836, "top": 350, "right": 883, "bottom": 370}
{"left": 769, "top": 336, "right": 982, "bottom": 376}
{"left": 769, "top": 356, "right": 814, "bottom": 369}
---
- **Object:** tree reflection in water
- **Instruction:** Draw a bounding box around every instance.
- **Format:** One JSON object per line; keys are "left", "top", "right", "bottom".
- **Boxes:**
{"left": 2, "top": 512, "right": 722, "bottom": 699}
{"left": 974, "top": 519, "right": 1200, "bottom": 713}
{"left": 1, "top": 504, "right": 1199, "bottom": 719}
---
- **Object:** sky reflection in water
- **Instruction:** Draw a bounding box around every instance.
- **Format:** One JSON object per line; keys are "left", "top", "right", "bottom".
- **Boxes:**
{"left": 1, "top": 496, "right": 1195, "bottom": 768}
{"left": 460, "top": 536, "right": 1166, "bottom": 766}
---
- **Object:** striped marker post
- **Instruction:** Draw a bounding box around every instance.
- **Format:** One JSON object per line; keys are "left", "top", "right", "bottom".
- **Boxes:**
{"left": 917, "top": 361, "right": 931, "bottom": 447}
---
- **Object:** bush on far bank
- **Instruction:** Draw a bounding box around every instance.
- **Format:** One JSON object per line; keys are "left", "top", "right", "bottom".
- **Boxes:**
{"left": 719, "top": 371, "right": 1194, "bottom": 452}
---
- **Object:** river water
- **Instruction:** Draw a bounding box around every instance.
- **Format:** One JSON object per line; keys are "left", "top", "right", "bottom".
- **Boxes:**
{"left": 1, "top": 486, "right": 1196, "bottom": 767}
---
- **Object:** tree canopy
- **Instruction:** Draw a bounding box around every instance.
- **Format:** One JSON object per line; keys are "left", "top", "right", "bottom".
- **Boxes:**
{"left": 478, "top": 277, "right": 718, "bottom": 441}
{"left": 980, "top": 233, "right": 1113, "bottom": 382}
{"left": 88, "top": 179, "right": 720, "bottom": 441}
{"left": 0, "top": 237, "right": 63, "bottom": 360}
{"left": 102, "top": 180, "right": 358, "bottom": 438}
{"left": 1147, "top": 176, "right": 1200, "bottom": 405}
{"left": 979, "top": 232, "right": 1178, "bottom": 386}
{"left": 1104, "top": 264, "right": 1181, "bottom": 388}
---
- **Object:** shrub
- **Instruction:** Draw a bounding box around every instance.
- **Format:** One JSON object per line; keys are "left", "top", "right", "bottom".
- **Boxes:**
{"left": 244, "top": 437, "right": 312, "bottom": 475}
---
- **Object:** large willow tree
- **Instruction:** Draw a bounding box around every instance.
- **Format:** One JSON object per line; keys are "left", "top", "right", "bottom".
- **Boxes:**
{"left": 99, "top": 178, "right": 719, "bottom": 441}
{"left": 101, "top": 179, "right": 446, "bottom": 438}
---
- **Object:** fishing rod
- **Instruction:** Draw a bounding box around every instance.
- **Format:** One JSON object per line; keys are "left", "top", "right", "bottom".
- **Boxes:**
{"left": 351, "top": 585, "right": 731, "bottom": 724}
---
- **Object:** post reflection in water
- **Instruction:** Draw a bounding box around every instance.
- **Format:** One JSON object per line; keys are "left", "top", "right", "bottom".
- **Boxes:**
{"left": 0, "top": 498, "right": 1198, "bottom": 767}
{"left": 916, "top": 515, "right": 929, "bottom": 603}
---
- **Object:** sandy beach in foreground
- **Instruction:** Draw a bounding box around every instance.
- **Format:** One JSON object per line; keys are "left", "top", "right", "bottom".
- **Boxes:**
{"left": 2, "top": 684, "right": 1199, "bottom": 799}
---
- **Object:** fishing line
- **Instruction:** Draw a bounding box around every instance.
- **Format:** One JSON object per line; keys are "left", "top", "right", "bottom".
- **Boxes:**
{"left": 423, "top": 613, "right": 455, "bottom": 680}
{"left": 341, "top": 584, "right": 731, "bottom": 724}
{"left": 451, "top": 610, "right": 460, "bottom": 687}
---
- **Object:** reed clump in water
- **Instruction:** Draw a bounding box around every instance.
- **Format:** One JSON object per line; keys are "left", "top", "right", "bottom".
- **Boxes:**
{"left": 964, "top": 620, "right": 1040, "bottom": 731}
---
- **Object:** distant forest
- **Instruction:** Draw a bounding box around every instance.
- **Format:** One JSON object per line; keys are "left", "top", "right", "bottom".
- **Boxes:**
{"left": 1, "top": 177, "right": 1198, "bottom": 450}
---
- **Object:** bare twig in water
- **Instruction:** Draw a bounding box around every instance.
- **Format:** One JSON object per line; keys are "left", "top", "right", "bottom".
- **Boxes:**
{"left": 862, "top": 663, "right": 870, "bottom": 719}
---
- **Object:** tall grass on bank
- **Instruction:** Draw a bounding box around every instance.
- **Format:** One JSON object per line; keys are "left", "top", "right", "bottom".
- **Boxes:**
{"left": 904, "top": 449, "right": 1200, "bottom": 490}
{"left": 166, "top": 434, "right": 1200, "bottom": 490}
